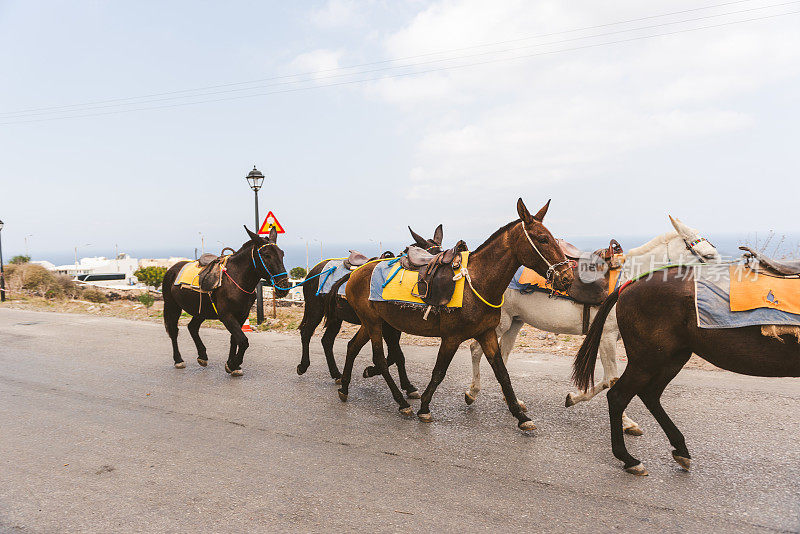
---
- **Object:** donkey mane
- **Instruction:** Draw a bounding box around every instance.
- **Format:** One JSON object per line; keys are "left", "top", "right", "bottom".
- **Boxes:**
{"left": 627, "top": 231, "right": 679, "bottom": 257}
{"left": 472, "top": 219, "right": 521, "bottom": 254}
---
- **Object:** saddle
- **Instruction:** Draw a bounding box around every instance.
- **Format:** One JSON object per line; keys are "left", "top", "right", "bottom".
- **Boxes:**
{"left": 198, "top": 256, "right": 228, "bottom": 292}
{"left": 409, "top": 240, "right": 468, "bottom": 307}
{"left": 565, "top": 240, "right": 624, "bottom": 334}
{"left": 344, "top": 250, "right": 369, "bottom": 270}
{"left": 740, "top": 247, "right": 800, "bottom": 277}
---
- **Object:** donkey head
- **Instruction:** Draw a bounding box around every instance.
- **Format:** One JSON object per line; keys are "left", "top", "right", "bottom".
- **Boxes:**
{"left": 515, "top": 198, "right": 573, "bottom": 291}
{"left": 408, "top": 224, "right": 444, "bottom": 254}
{"left": 668, "top": 215, "right": 720, "bottom": 263}
{"left": 244, "top": 225, "right": 289, "bottom": 297}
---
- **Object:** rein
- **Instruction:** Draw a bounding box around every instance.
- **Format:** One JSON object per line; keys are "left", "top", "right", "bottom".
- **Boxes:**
{"left": 521, "top": 220, "right": 571, "bottom": 283}
{"left": 453, "top": 266, "right": 505, "bottom": 308}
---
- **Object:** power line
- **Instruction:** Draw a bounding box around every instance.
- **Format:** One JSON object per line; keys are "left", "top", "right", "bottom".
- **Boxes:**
{"left": 2, "top": 9, "right": 798, "bottom": 125}
{"left": 0, "top": 0, "right": 774, "bottom": 117}
{"left": 3, "top": 0, "right": 797, "bottom": 120}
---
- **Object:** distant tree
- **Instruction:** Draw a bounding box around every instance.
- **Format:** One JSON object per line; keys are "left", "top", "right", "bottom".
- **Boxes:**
{"left": 290, "top": 266, "right": 307, "bottom": 279}
{"left": 10, "top": 255, "right": 30, "bottom": 264}
{"left": 134, "top": 266, "right": 167, "bottom": 290}
{"left": 137, "top": 292, "right": 155, "bottom": 312}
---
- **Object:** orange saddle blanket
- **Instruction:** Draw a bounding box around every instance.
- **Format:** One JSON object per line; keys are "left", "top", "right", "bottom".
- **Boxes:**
{"left": 729, "top": 266, "right": 800, "bottom": 315}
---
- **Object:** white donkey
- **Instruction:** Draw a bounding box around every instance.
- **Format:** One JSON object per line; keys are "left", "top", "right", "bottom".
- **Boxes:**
{"left": 465, "top": 216, "right": 721, "bottom": 435}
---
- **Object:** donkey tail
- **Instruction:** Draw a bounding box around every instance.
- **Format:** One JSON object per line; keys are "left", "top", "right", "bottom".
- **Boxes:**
{"left": 323, "top": 273, "right": 351, "bottom": 328}
{"left": 572, "top": 287, "right": 621, "bottom": 392}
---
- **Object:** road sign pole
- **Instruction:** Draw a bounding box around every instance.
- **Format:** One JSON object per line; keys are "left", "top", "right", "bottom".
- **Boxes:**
{"left": 254, "top": 189, "right": 264, "bottom": 325}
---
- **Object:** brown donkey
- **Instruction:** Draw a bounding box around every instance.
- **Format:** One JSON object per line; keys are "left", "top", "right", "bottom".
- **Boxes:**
{"left": 573, "top": 268, "right": 800, "bottom": 475}
{"left": 337, "top": 199, "right": 573, "bottom": 430}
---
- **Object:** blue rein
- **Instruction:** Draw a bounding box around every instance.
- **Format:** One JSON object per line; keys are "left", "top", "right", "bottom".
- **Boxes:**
{"left": 253, "top": 243, "right": 338, "bottom": 292}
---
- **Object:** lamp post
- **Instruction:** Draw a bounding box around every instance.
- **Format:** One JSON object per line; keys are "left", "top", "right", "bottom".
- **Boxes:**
{"left": 0, "top": 220, "right": 5, "bottom": 302}
{"left": 246, "top": 165, "right": 265, "bottom": 325}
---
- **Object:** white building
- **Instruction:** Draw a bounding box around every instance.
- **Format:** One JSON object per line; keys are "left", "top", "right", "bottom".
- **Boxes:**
{"left": 53, "top": 254, "right": 140, "bottom": 285}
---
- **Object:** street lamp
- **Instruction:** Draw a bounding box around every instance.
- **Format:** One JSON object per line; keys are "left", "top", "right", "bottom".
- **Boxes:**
{"left": 246, "top": 165, "right": 265, "bottom": 325}
{"left": 0, "top": 220, "right": 5, "bottom": 302}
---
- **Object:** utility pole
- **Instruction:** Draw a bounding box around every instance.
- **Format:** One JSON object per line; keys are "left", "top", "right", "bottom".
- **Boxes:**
{"left": 0, "top": 220, "right": 6, "bottom": 302}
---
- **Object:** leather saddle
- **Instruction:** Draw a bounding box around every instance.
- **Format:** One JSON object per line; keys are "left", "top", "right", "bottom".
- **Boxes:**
{"left": 405, "top": 240, "right": 468, "bottom": 307}
{"left": 197, "top": 256, "right": 227, "bottom": 292}
{"left": 344, "top": 250, "right": 369, "bottom": 270}
{"left": 565, "top": 239, "right": 624, "bottom": 334}
{"left": 740, "top": 247, "right": 800, "bottom": 277}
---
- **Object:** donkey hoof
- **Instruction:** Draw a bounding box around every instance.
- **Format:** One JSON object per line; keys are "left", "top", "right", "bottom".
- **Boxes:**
{"left": 406, "top": 390, "right": 421, "bottom": 399}
{"left": 417, "top": 412, "right": 433, "bottom": 423}
{"left": 337, "top": 389, "right": 348, "bottom": 402}
{"left": 197, "top": 358, "right": 208, "bottom": 367}
{"left": 296, "top": 364, "right": 306, "bottom": 375}
{"left": 565, "top": 393, "right": 575, "bottom": 408}
{"left": 624, "top": 463, "right": 648, "bottom": 476}
{"left": 362, "top": 368, "right": 371, "bottom": 379}
{"left": 517, "top": 400, "right": 528, "bottom": 413}
{"left": 231, "top": 369, "right": 243, "bottom": 377}
{"left": 624, "top": 425, "right": 644, "bottom": 436}
{"left": 335, "top": 378, "right": 342, "bottom": 385}
{"left": 672, "top": 452, "right": 691, "bottom": 471}
{"left": 225, "top": 363, "right": 232, "bottom": 374}
{"left": 399, "top": 406, "right": 414, "bottom": 417}
{"left": 518, "top": 420, "right": 536, "bottom": 431}
{"left": 464, "top": 391, "right": 476, "bottom": 405}
{"left": 174, "top": 362, "right": 186, "bottom": 369}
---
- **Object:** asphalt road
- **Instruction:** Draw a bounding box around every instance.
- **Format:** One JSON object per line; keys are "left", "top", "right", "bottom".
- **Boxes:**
{"left": 0, "top": 308, "right": 798, "bottom": 533}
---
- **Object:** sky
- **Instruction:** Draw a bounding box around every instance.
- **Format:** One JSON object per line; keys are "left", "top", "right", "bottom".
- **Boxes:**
{"left": 1, "top": 0, "right": 799, "bottom": 268}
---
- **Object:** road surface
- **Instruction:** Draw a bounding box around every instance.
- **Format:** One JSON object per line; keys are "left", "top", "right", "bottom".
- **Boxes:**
{"left": 0, "top": 308, "right": 798, "bottom": 532}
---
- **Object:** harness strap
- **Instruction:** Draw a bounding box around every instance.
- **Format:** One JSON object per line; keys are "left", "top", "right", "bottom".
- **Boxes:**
{"left": 520, "top": 220, "right": 571, "bottom": 283}
{"left": 454, "top": 266, "right": 504, "bottom": 309}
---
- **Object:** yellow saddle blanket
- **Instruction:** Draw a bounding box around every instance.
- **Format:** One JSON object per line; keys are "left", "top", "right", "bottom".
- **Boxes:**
{"left": 175, "top": 261, "right": 205, "bottom": 290}
{"left": 380, "top": 252, "right": 469, "bottom": 307}
{"left": 729, "top": 266, "right": 800, "bottom": 315}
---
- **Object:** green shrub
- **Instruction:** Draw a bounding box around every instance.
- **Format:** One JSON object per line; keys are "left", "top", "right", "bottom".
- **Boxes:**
{"left": 134, "top": 266, "right": 167, "bottom": 290}
{"left": 10, "top": 255, "right": 30, "bottom": 264}
{"left": 137, "top": 292, "right": 155, "bottom": 309}
{"left": 290, "top": 266, "right": 307, "bottom": 279}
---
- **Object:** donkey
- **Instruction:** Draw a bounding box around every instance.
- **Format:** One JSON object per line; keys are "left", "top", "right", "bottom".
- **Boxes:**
{"left": 296, "top": 225, "right": 444, "bottom": 398}
{"left": 336, "top": 199, "right": 573, "bottom": 430}
{"left": 162, "top": 226, "right": 289, "bottom": 376}
{"left": 573, "top": 267, "right": 800, "bottom": 475}
{"left": 465, "top": 216, "right": 721, "bottom": 435}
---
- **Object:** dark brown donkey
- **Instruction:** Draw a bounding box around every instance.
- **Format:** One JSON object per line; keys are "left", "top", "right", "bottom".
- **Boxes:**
{"left": 573, "top": 268, "right": 800, "bottom": 475}
{"left": 296, "top": 225, "right": 444, "bottom": 397}
{"left": 337, "top": 199, "right": 573, "bottom": 430}
{"left": 162, "top": 226, "right": 289, "bottom": 376}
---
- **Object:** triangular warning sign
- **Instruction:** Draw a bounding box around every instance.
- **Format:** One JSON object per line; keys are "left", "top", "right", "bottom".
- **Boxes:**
{"left": 258, "top": 211, "right": 285, "bottom": 234}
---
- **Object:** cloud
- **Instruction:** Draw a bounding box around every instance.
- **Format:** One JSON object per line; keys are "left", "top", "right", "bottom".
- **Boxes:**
{"left": 310, "top": 0, "right": 364, "bottom": 28}
{"left": 365, "top": 0, "right": 800, "bottom": 200}
{"left": 289, "top": 48, "right": 343, "bottom": 80}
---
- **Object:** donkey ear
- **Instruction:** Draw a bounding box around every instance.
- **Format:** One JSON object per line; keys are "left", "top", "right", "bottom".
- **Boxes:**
{"left": 668, "top": 215, "right": 691, "bottom": 237}
{"left": 244, "top": 225, "right": 261, "bottom": 242}
{"left": 269, "top": 226, "right": 278, "bottom": 243}
{"left": 533, "top": 199, "right": 551, "bottom": 222}
{"left": 408, "top": 226, "right": 428, "bottom": 247}
{"left": 517, "top": 198, "right": 532, "bottom": 222}
{"left": 433, "top": 224, "right": 443, "bottom": 246}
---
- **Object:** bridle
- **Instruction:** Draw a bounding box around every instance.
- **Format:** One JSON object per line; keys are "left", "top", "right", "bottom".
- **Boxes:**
{"left": 251, "top": 243, "right": 289, "bottom": 289}
{"left": 520, "top": 220, "right": 571, "bottom": 283}
{"left": 682, "top": 236, "right": 713, "bottom": 263}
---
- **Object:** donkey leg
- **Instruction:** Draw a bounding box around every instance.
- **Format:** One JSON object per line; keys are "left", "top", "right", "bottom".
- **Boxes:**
{"left": 383, "top": 326, "right": 419, "bottom": 399}
{"left": 226, "top": 334, "right": 236, "bottom": 368}
{"left": 186, "top": 315, "right": 208, "bottom": 366}
{"left": 321, "top": 316, "right": 343, "bottom": 382}
{"left": 607, "top": 365, "right": 654, "bottom": 475}
{"left": 220, "top": 314, "right": 248, "bottom": 377}
{"left": 338, "top": 326, "right": 370, "bottom": 401}
{"left": 367, "top": 324, "right": 412, "bottom": 414}
{"left": 465, "top": 340, "right": 483, "bottom": 405}
{"left": 297, "top": 297, "right": 324, "bottom": 375}
{"left": 476, "top": 329, "right": 533, "bottom": 430}
{"left": 163, "top": 294, "right": 184, "bottom": 368}
{"left": 638, "top": 351, "right": 692, "bottom": 470}
{"left": 498, "top": 318, "right": 527, "bottom": 413}
{"left": 417, "top": 337, "right": 462, "bottom": 422}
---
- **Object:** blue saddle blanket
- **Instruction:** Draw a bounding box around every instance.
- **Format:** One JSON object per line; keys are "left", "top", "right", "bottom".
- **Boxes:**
{"left": 316, "top": 260, "right": 350, "bottom": 296}
{"left": 695, "top": 265, "right": 800, "bottom": 328}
